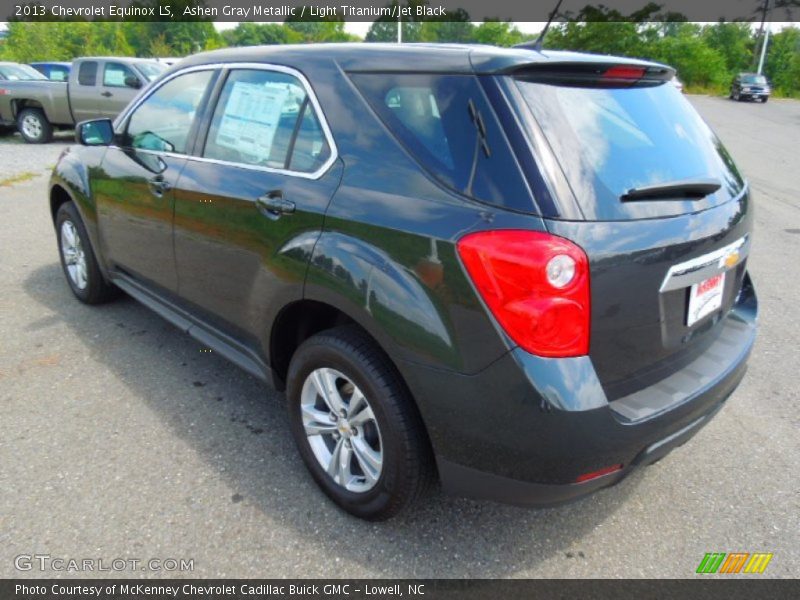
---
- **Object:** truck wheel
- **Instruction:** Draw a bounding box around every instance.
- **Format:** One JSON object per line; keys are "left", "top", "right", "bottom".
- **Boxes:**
{"left": 55, "top": 201, "right": 118, "bottom": 304}
{"left": 17, "top": 108, "right": 53, "bottom": 144}
{"left": 286, "top": 326, "right": 434, "bottom": 520}
{"left": 761, "top": 97, "right": 769, "bottom": 103}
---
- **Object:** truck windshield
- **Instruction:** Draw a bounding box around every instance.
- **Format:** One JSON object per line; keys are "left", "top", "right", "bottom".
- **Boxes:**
{"left": 513, "top": 77, "right": 745, "bottom": 220}
{"left": 0, "top": 64, "right": 47, "bottom": 81}
{"left": 741, "top": 74, "right": 767, "bottom": 85}
{"left": 136, "top": 62, "right": 167, "bottom": 82}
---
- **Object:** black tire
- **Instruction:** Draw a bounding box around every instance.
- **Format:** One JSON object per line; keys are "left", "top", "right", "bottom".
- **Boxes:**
{"left": 287, "top": 325, "right": 434, "bottom": 520}
{"left": 761, "top": 97, "right": 769, "bottom": 103}
{"left": 55, "top": 201, "right": 118, "bottom": 304}
{"left": 17, "top": 107, "right": 53, "bottom": 144}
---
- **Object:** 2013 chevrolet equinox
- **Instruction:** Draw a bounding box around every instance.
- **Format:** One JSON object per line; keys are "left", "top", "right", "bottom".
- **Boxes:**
{"left": 49, "top": 44, "right": 757, "bottom": 520}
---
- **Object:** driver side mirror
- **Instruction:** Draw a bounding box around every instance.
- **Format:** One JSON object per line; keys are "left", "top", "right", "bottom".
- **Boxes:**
{"left": 76, "top": 119, "right": 114, "bottom": 146}
{"left": 124, "top": 75, "right": 142, "bottom": 89}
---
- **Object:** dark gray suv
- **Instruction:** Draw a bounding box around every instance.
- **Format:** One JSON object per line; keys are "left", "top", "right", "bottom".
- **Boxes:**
{"left": 49, "top": 44, "right": 756, "bottom": 519}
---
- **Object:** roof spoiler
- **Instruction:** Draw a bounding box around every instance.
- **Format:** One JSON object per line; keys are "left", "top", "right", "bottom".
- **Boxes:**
{"left": 510, "top": 62, "right": 675, "bottom": 87}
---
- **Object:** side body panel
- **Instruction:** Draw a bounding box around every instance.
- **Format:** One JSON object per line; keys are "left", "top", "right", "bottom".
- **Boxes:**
{"left": 0, "top": 80, "right": 73, "bottom": 124}
{"left": 173, "top": 158, "right": 343, "bottom": 356}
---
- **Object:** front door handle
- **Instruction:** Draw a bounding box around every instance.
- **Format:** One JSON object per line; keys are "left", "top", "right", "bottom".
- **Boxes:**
{"left": 256, "top": 190, "right": 295, "bottom": 220}
{"left": 148, "top": 175, "right": 171, "bottom": 197}
{"left": 101, "top": 91, "right": 113, "bottom": 98}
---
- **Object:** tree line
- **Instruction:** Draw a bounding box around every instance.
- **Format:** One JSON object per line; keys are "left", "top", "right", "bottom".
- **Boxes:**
{"left": 0, "top": 6, "right": 798, "bottom": 98}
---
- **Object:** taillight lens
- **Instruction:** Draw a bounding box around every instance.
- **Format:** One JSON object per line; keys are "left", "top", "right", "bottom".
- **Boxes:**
{"left": 457, "top": 230, "right": 590, "bottom": 358}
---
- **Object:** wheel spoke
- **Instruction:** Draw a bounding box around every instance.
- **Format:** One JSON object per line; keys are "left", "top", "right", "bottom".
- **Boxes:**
{"left": 337, "top": 443, "right": 353, "bottom": 486}
{"left": 349, "top": 402, "right": 375, "bottom": 428}
{"left": 311, "top": 368, "right": 345, "bottom": 415}
{"left": 301, "top": 405, "right": 338, "bottom": 436}
{"left": 326, "top": 437, "right": 346, "bottom": 482}
{"left": 351, "top": 437, "right": 381, "bottom": 484}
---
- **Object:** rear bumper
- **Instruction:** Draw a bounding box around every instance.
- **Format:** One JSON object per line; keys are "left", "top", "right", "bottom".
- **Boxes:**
{"left": 399, "top": 274, "right": 757, "bottom": 507}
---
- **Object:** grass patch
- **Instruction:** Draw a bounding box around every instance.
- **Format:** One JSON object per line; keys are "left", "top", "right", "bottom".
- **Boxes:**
{"left": 0, "top": 171, "right": 38, "bottom": 187}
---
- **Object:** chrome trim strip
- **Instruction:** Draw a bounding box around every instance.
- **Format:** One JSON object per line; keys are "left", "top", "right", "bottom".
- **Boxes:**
{"left": 113, "top": 62, "right": 338, "bottom": 181}
{"left": 660, "top": 233, "right": 750, "bottom": 293}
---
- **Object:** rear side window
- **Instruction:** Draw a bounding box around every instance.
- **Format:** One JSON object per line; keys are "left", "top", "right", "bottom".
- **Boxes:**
{"left": 350, "top": 73, "right": 531, "bottom": 211}
{"left": 203, "top": 69, "right": 330, "bottom": 173}
{"left": 78, "top": 62, "right": 97, "bottom": 86}
{"left": 49, "top": 66, "right": 69, "bottom": 82}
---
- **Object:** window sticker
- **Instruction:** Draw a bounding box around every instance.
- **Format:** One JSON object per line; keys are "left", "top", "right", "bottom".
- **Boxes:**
{"left": 215, "top": 81, "right": 291, "bottom": 164}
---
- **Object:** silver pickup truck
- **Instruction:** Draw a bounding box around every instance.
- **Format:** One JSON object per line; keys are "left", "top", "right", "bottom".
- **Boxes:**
{"left": 0, "top": 57, "right": 165, "bottom": 143}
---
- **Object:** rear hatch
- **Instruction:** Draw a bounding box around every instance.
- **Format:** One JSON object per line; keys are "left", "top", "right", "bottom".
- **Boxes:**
{"left": 496, "top": 61, "right": 752, "bottom": 399}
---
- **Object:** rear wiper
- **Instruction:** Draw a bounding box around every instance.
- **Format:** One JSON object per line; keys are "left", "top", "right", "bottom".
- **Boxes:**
{"left": 620, "top": 178, "right": 721, "bottom": 202}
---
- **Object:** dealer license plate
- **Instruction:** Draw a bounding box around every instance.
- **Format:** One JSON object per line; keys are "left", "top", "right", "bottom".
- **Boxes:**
{"left": 687, "top": 272, "right": 726, "bottom": 326}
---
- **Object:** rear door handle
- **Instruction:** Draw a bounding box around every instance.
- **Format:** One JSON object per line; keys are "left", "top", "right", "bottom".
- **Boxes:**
{"left": 256, "top": 191, "right": 295, "bottom": 220}
{"left": 148, "top": 175, "right": 171, "bottom": 197}
{"left": 101, "top": 91, "right": 113, "bottom": 98}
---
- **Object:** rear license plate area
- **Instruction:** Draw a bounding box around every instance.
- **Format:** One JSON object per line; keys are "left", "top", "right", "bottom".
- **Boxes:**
{"left": 687, "top": 272, "right": 726, "bottom": 326}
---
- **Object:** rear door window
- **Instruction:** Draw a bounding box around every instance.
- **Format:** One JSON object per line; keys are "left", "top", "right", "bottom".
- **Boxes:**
{"left": 513, "top": 77, "right": 745, "bottom": 220}
{"left": 350, "top": 73, "right": 532, "bottom": 212}
{"left": 78, "top": 62, "right": 97, "bottom": 86}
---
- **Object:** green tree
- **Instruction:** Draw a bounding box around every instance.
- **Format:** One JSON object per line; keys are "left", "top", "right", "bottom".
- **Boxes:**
{"left": 473, "top": 21, "right": 531, "bottom": 47}
{"left": 765, "top": 26, "right": 800, "bottom": 96}
{"left": 702, "top": 22, "right": 754, "bottom": 74}
{"left": 365, "top": 1, "right": 426, "bottom": 43}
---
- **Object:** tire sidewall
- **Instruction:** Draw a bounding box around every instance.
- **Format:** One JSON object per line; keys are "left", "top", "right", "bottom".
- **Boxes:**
{"left": 18, "top": 109, "right": 51, "bottom": 144}
{"left": 56, "top": 202, "right": 99, "bottom": 303}
{"left": 287, "top": 339, "right": 406, "bottom": 519}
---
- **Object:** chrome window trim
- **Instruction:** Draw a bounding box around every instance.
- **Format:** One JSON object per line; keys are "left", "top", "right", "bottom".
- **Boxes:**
{"left": 113, "top": 62, "right": 338, "bottom": 181}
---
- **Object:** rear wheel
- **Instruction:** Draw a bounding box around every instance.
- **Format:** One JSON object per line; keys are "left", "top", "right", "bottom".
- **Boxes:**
{"left": 286, "top": 326, "right": 434, "bottom": 520}
{"left": 56, "top": 201, "right": 118, "bottom": 304}
{"left": 17, "top": 108, "right": 53, "bottom": 144}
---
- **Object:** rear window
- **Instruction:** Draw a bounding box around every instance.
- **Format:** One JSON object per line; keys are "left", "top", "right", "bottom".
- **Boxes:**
{"left": 514, "top": 78, "right": 745, "bottom": 220}
{"left": 350, "top": 73, "right": 531, "bottom": 211}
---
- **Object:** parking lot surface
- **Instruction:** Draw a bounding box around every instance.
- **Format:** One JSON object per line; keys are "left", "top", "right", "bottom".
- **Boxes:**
{"left": 0, "top": 96, "right": 798, "bottom": 578}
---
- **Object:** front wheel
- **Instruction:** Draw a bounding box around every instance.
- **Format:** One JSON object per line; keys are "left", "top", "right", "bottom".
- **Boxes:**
{"left": 287, "top": 326, "right": 434, "bottom": 520}
{"left": 56, "top": 201, "right": 118, "bottom": 304}
{"left": 17, "top": 108, "right": 53, "bottom": 144}
{"left": 761, "top": 96, "right": 769, "bottom": 103}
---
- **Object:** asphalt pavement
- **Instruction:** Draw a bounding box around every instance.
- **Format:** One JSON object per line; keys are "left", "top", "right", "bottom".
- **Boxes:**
{"left": 0, "top": 96, "right": 797, "bottom": 578}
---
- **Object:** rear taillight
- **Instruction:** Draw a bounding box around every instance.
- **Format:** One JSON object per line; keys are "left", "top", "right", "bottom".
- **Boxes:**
{"left": 457, "top": 230, "right": 590, "bottom": 358}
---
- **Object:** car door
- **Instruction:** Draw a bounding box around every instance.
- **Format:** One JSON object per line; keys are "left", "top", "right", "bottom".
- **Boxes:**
{"left": 172, "top": 65, "right": 342, "bottom": 342}
{"left": 93, "top": 68, "right": 217, "bottom": 293}
{"left": 98, "top": 61, "right": 143, "bottom": 118}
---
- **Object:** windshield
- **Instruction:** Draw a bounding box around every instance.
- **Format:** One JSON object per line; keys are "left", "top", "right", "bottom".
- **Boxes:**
{"left": 741, "top": 74, "right": 767, "bottom": 85}
{"left": 0, "top": 64, "right": 47, "bottom": 81}
{"left": 514, "top": 78, "right": 745, "bottom": 220}
{"left": 135, "top": 62, "right": 167, "bottom": 82}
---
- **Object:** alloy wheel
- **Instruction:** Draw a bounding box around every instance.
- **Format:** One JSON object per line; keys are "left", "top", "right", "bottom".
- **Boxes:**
{"left": 60, "top": 220, "right": 88, "bottom": 290}
{"left": 300, "top": 367, "right": 383, "bottom": 493}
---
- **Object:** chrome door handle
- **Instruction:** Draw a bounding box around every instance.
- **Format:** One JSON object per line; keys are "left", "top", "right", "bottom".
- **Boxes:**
{"left": 256, "top": 191, "right": 295, "bottom": 219}
{"left": 148, "top": 175, "right": 171, "bottom": 197}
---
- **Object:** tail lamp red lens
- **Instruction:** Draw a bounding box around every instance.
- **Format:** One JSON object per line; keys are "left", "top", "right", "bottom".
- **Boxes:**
{"left": 456, "top": 230, "right": 590, "bottom": 358}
